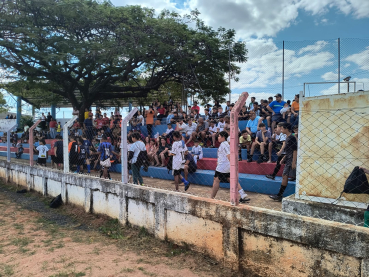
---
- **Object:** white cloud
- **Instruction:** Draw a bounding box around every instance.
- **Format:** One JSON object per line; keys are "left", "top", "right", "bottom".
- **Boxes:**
{"left": 232, "top": 40, "right": 334, "bottom": 90}
{"left": 319, "top": 77, "right": 369, "bottom": 95}
{"left": 298, "top": 41, "right": 328, "bottom": 55}
{"left": 111, "top": 0, "right": 369, "bottom": 39}
{"left": 345, "top": 47, "right": 369, "bottom": 71}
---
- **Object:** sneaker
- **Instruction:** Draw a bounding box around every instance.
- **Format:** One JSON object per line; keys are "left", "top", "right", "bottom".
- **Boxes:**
{"left": 238, "top": 158, "right": 242, "bottom": 161}
{"left": 257, "top": 156, "right": 264, "bottom": 164}
{"left": 269, "top": 195, "right": 282, "bottom": 201}
{"left": 247, "top": 157, "right": 253, "bottom": 162}
{"left": 265, "top": 174, "right": 275, "bottom": 180}
{"left": 209, "top": 145, "right": 214, "bottom": 148}
{"left": 239, "top": 197, "right": 250, "bottom": 203}
{"left": 184, "top": 181, "right": 190, "bottom": 191}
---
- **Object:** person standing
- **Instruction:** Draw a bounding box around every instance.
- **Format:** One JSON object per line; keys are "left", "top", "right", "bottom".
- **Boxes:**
{"left": 53, "top": 135, "right": 64, "bottom": 170}
{"left": 269, "top": 123, "right": 297, "bottom": 201}
{"left": 290, "top": 94, "right": 300, "bottom": 128}
{"left": 128, "top": 132, "right": 147, "bottom": 185}
{"left": 170, "top": 131, "right": 190, "bottom": 191}
{"left": 210, "top": 131, "right": 250, "bottom": 203}
{"left": 266, "top": 93, "right": 286, "bottom": 133}
{"left": 56, "top": 122, "right": 62, "bottom": 136}
{"left": 40, "top": 113, "right": 46, "bottom": 130}
{"left": 145, "top": 106, "right": 155, "bottom": 138}
{"left": 98, "top": 135, "right": 118, "bottom": 179}
{"left": 49, "top": 118, "right": 57, "bottom": 139}
{"left": 35, "top": 139, "right": 49, "bottom": 167}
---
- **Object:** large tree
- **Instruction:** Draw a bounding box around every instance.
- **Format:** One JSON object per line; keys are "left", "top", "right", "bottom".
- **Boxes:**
{"left": 0, "top": 0, "right": 247, "bottom": 121}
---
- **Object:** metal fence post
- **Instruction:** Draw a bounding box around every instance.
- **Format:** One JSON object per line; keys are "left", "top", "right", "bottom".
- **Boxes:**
{"left": 230, "top": 92, "right": 248, "bottom": 206}
{"left": 63, "top": 116, "right": 78, "bottom": 173}
{"left": 5, "top": 122, "right": 17, "bottom": 162}
{"left": 121, "top": 108, "right": 138, "bottom": 183}
{"left": 29, "top": 120, "right": 41, "bottom": 166}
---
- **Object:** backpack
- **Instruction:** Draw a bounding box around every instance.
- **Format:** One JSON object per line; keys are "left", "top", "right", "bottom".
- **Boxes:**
{"left": 343, "top": 166, "right": 369, "bottom": 194}
{"left": 334, "top": 167, "right": 369, "bottom": 204}
{"left": 50, "top": 194, "right": 63, "bottom": 208}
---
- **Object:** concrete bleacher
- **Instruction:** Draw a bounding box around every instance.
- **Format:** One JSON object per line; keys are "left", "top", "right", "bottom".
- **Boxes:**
{"left": 124, "top": 166, "right": 294, "bottom": 197}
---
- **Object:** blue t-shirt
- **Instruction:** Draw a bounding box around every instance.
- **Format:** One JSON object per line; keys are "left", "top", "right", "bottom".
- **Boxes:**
{"left": 269, "top": 100, "right": 286, "bottom": 114}
{"left": 83, "top": 140, "right": 92, "bottom": 148}
{"left": 84, "top": 119, "right": 93, "bottom": 127}
{"left": 98, "top": 142, "right": 113, "bottom": 160}
{"left": 246, "top": 116, "right": 260, "bottom": 133}
{"left": 185, "top": 153, "right": 197, "bottom": 169}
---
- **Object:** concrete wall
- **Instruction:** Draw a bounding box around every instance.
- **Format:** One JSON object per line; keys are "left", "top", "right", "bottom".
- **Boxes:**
{"left": 297, "top": 90, "right": 369, "bottom": 208}
{"left": 1, "top": 160, "right": 369, "bottom": 276}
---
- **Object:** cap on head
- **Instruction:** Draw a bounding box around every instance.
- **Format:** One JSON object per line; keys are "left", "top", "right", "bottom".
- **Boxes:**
{"left": 275, "top": 93, "right": 282, "bottom": 97}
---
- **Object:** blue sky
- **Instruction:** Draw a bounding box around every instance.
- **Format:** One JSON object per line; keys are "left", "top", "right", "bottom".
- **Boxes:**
{"left": 3, "top": 0, "right": 369, "bottom": 118}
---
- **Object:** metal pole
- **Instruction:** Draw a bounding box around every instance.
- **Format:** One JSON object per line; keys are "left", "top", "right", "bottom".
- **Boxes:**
{"left": 63, "top": 116, "right": 78, "bottom": 173}
{"left": 230, "top": 92, "right": 248, "bottom": 206}
{"left": 228, "top": 44, "right": 232, "bottom": 103}
{"left": 282, "top": 41, "right": 285, "bottom": 100}
{"left": 29, "top": 120, "right": 41, "bottom": 166}
{"left": 6, "top": 122, "right": 17, "bottom": 162}
{"left": 121, "top": 107, "right": 138, "bottom": 183}
{"left": 338, "top": 38, "right": 340, "bottom": 94}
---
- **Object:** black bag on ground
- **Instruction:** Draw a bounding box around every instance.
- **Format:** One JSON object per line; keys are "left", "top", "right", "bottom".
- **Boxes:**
{"left": 343, "top": 166, "right": 369, "bottom": 194}
{"left": 50, "top": 194, "right": 63, "bottom": 208}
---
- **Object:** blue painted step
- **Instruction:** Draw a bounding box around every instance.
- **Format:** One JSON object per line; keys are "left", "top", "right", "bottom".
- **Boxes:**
{"left": 0, "top": 151, "right": 52, "bottom": 162}
{"left": 129, "top": 166, "right": 295, "bottom": 197}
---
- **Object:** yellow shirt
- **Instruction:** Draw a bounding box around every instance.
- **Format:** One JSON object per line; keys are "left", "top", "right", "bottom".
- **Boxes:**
{"left": 57, "top": 124, "right": 61, "bottom": 132}
{"left": 239, "top": 135, "right": 251, "bottom": 144}
{"left": 84, "top": 111, "right": 89, "bottom": 119}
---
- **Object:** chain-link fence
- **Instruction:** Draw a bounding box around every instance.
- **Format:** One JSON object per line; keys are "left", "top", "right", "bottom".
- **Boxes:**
{"left": 2, "top": 37, "right": 369, "bottom": 228}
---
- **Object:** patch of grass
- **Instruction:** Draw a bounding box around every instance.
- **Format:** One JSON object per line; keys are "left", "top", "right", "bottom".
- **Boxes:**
{"left": 92, "top": 246, "right": 100, "bottom": 255}
{"left": 138, "top": 226, "right": 148, "bottom": 238}
{"left": 13, "top": 223, "right": 24, "bottom": 231}
{"left": 99, "top": 219, "right": 125, "bottom": 239}
{"left": 138, "top": 267, "right": 144, "bottom": 271}
{"left": 42, "top": 238, "right": 53, "bottom": 247}
{"left": 11, "top": 237, "right": 32, "bottom": 247}
{"left": 121, "top": 267, "right": 135, "bottom": 273}
{"left": 55, "top": 241, "right": 65, "bottom": 249}
{"left": 41, "top": 261, "right": 49, "bottom": 272}
{"left": 0, "top": 264, "right": 15, "bottom": 276}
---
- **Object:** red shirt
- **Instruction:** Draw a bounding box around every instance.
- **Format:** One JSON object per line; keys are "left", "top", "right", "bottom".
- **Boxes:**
{"left": 158, "top": 108, "right": 165, "bottom": 115}
{"left": 49, "top": 139, "right": 57, "bottom": 155}
{"left": 102, "top": 117, "right": 110, "bottom": 126}
{"left": 191, "top": 105, "right": 200, "bottom": 113}
{"left": 49, "top": 121, "right": 57, "bottom": 128}
{"left": 95, "top": 119, "right": 104, "bottom": 129}
{"left": 73, "top": 122, "right": 80, "bottom": 128}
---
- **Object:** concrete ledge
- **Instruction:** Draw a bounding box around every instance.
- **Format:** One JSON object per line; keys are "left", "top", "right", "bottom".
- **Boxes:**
{"left": 282, "top": 194, "right": 367, "bottom": 226}
{"left": 1, "top": 159, "right": 369, "bottom": 276}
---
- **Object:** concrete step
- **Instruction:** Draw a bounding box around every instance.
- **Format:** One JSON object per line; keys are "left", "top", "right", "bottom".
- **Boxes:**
{"left": 128, "top": 166, "right": 294, "bottom": 197}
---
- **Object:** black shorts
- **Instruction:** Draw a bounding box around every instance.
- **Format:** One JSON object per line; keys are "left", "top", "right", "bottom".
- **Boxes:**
{"left": 77, "top": 158, "right": 85, "bottom": 165}
{"left": 51, "top": 155, "right": 63, "bottom": 164}
{"left": 214, "top": 171, "right": 230, "bottom": 183}
{"left": 37, "top": 158, "right": 46, "bottom": 164}
{"left": 188, "top": 166, "right": 197, "bottom": 174}
{"left": 173, "top": 169, "right": 183, "bottom": 176}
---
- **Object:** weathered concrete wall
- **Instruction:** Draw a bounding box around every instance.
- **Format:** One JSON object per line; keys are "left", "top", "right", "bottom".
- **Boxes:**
{"left": 283, "top": 195, "right": 366, "bottom": 226}
{"left": 1, "top": 160, "right": 369, "bottom": 276}
{"left": 297, "top": 90, "right": 369, "bottom": 207}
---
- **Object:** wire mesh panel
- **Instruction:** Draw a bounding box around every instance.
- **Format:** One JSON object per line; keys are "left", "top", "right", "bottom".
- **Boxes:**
{"left": 65, "top": 112, "right": 122, "bottom": 178}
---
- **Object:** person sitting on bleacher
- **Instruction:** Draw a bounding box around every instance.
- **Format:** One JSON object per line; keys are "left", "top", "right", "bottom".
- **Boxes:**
{"left": 266, "top": 123, "right": 287, "bottom": 179}
{"left": 260, "top": 100, "right": 272, "bottom": 130}
{"left": 253, "top": 102, "right": 260, "bottom": 116}
{"left": 193, "top": 117, "right": 209, "bottom": 147}
{"left": 163, "top": 123, "right": 174, "bottom": 143}
{"left": 157, "top": 137, "right": 171, "bottom": 167}
{"left": 210, "top": 107, "right": 218, "bottom": 119}
{"left": 15, "top": 143, "right": 24, "bottom": 159}
{"left": 247, "top": 123, "right": 271, "bottom": 164}
{"left": 245, "top": 111, "right": 262, "bottom": 139}
{"left": 184, "top": 119, "right": 197, "bottom": 145}
{"left": 239, "top": 106, "right": 249, "bottom": 121}
{"left": 191, "top": 140, "right": 203, "bottom": 164}
{"left": 204, "top": 109, "right": 210, "bottom": 121}
{"left": 208, "top": 121, "right": 218, "bottom": 148}
{"left": 166, "top": 110, "right": 175, "bottom": 124}
{"left": 239, "top": 130, "right": 251, "bottom": 161}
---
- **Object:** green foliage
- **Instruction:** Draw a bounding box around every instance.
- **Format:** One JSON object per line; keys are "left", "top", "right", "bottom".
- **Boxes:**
{"left": 18, "top": 115, "right": 34, "bottom": 132}
{"left": 0, "top": 0, "right": 247, "bottom": 115}
{"left": 0, "top": 93, "right": 8, "bottom": 113}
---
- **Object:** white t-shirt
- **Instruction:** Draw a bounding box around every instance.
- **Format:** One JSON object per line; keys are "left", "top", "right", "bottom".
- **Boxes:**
{"left": 178, "top": 123, "right": 188, "bottom": 133}
{"left": 170, "top": 140, "right": 187, "bottom": 170}
{"left": 209, "top": 125, "right": 218, "bottom": 134}
{"left": 277, "top": 133, "right": 287, "bottom": 154}
{"left": 36, "top": 145, "right": 49, "bottom": 158}
{"left": 191, "top": 145, "right": 203, "bottom": 159}
{"left": 165, "top": 128, "right": 174, "bottom": 135}
{"left": 217, "top": 121, "right": 225, "bottom": 132}
{"left": 137, "top": 115, "right": 144, "bottom": 125}
{"left": 186, "top": 123, "right": 197, "bottom": 136}
{"left": 216, "top": 141, "right": 230, "bottom": 173}
{"left": 129, "top": 140, "right": 146, "bottom": 164}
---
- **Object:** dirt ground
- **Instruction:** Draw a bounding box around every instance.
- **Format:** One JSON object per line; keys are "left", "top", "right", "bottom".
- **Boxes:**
{"left": 0, "top": 157, "right": 282, "bottom": 211}
{"left": 0, "top": 181, "right": 247, "bottom": 277}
